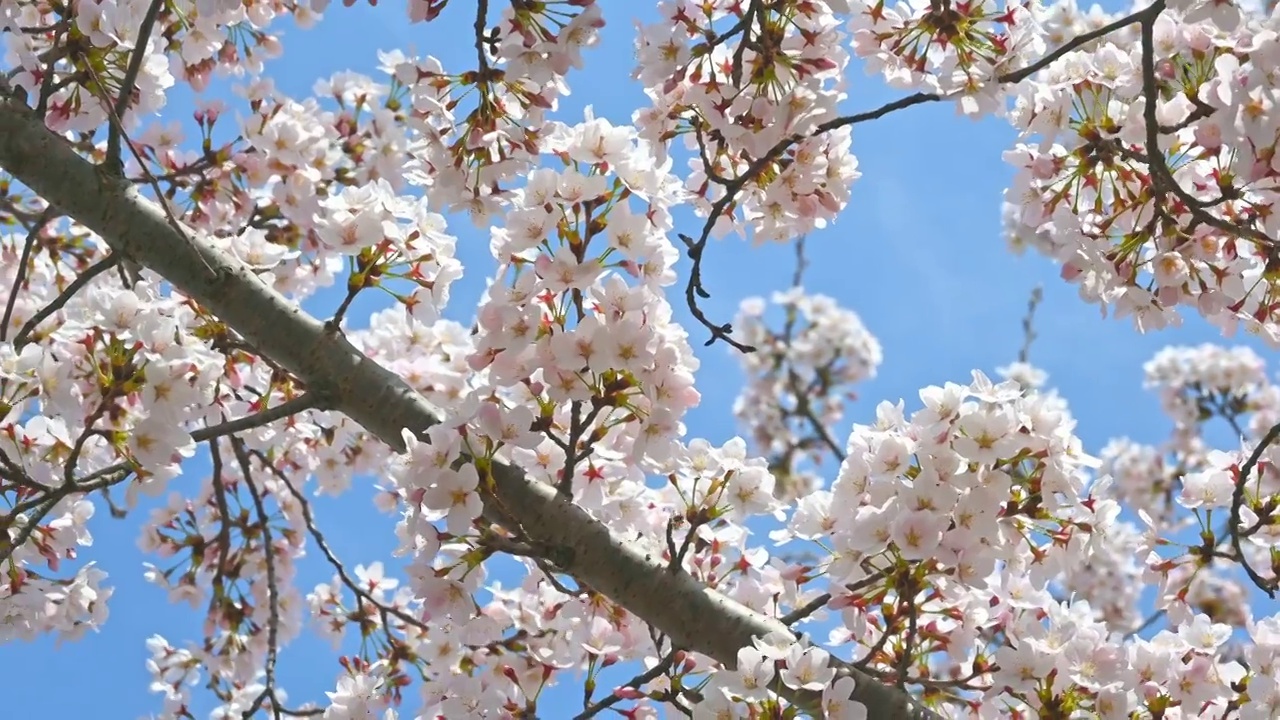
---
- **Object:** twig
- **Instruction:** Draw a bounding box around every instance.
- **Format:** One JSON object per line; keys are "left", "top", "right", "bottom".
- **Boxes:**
{"left": 996, "top": 7, "right": 1150, "bottom": 85}
{"left": 70, "top": 460, "right": 134, "bottom": 488}
{"left": 728, "top": 0, "right": 763, "bottom": 87}
{"left": 788, "top": 369, "right": 847, "bottom": 463}
{"left": 852, "top": 617, "right": 898, "bottom": 672}
{"left": 665, "top": 514, "right": 703, "bottom": 574}
{"left": 251, "top": 449, "right": 436, "bottom": 637}
{"left": 208, "top": 438, "right": 235, "bottom": 599}
{"left": 782, "top": 572, "right": 887, "bottom": 628}
{"left": 191, "top": 394, "right": 326, "bottom": 443}
{"left": 557, "top": 400, "right": 585, "bottom": 496}
{"left": 62, "top": 403, "right": 109, "bottom": 486}
{"left": 33, "top": 37, "right": 59, "bottom": 117}
{"left": 791, "top": 234, "right": 808, "bottom": 290}
{"left": 895, "top": 587, "right": 919, "bottom": 690}
{"left": 1230, "top": 422, "right": 1280, "bottom": 597}
{"left": 1125, "top": 607, "right": 1167, "bottom": 639}
{"left": 1017, "top": 286, "right": 1043, "bottom": 364}
{"left": 780, "top": 592, "right": 832, "bottom": 626}
{"left": 575, "top": 647, "right": 684, "bottom": 719}
{"left": 235, "top": 439, "right": 284, "bottom": 720}
{"left": 278, "top": 707, "right": 324, "bottom": 717}
{"left": 473, "top": 0, "right": 491, "bottom": 72}
{"left": 12, "top": 254, "right": 120, "bottom": 348}
{"left": 106, "top": 0, "right": 166, "bottom": 172}
{"left": 664, "top": 517, "right": 681, "bottom": 572}
{"left": 1, "top": 207, "right": 56, "bottom": 342}
{"left": 0, "top": 463, "right": 133, "bottom": 563}
{"left": 534, "top": 557, "right": 580, "bottom": 596}
{"left": 680, "top": 5, "right": 1162, "bottom": 351}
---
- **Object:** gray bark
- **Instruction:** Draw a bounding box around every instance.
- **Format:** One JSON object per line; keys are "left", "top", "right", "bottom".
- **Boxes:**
{"left": 0, "top": 94, "right": 939, "bottom": 720}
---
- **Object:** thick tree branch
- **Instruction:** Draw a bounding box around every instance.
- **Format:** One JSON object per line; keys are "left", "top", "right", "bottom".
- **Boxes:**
{"left": 0, "top": 95, "right": 938, "bottom": 720}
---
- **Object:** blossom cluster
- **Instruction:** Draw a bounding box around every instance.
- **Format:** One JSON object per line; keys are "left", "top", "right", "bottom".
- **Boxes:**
{"left": 843, "top": 0, "right": 1280, "bottom": 345}
{"left": 7, "top": 0, "right": 1280, "bottom": 718}
{"left": 390, "top": 3, "right": 604, "bottom": 222}
{"left": 1093, "top": 344, "right": 1280, "bottom": 635}
{"left": 732, "top": 287, "right": 883, "bottom": 500}
{"left": 756, "top": 360, "right": 1280, "bottom": 717}
{"left": 634, "top": 0, "right": 863, "bottom": 243}
{"left": 850, "top": 0, "right": 1045, "bottom": 115}
{"left": 1001, "top": 10, "right": 1280, "bottom": 342}
{"left": 1, "top": 243, "right": 212, "bottom": 640}
{"left": 281, "top": 109, "right": 792, "bottom": 715}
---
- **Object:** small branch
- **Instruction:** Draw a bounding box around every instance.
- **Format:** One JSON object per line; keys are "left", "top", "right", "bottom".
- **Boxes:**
{"left": 73, "top": 460, "right": 134, "bottom": 488}
{"left": 0, "top": 462, "right": 134, "bottom": 563}
{"left": 575, "top": 647, "right": 684, "bottom": 720}
{"left": 852, "top": 617, "right": 898, "bottom": 672}
{"left": 278, "top": 707, "right": 324, "bottom": 717}
{"left": 473, "top": 0, "right": 491, "bottom": 72}
{"left": 235, "top": 439, "right": 284, "bottom": 720}
{"left": 780, "top": 592, "right": 832, "bottom": 626}
{"left": 895, "top": 591, "right": 919, "bottom": 690}
{"left": 1230, "top": 422, "right": 1280, "bottom": 597}
{"left": 692, "top": 121, "right": 731, "bottom": 187}
{"left": 1124, "top": 607, "right": 1166, "bottom": 639}
{"left": 996, "top": 6, "right": 1150, "bottom": 85}
{"left": 13, "top": 254, "right": 120, "bottom": 348}
{"left": 33, "top": 36, "right": 59, "bottom": 117}
{"left": 667, "top": 512, "right": 709, "bottom": 574}
{"left": 914, "top": 667, "right": 994, "bottom": 692}
{"left": 106, "top": 0, "right": 166, "bottom": 172}
{"left": 791, "top": 234, "right": 809, "bottom": 290}
{"left": 252, "top": 449, "right": 436, "bottom": 638}
{"left": 665, "top": 516, "right": 681, "bottom": 572}
{"left": 1, "top": 206, "right": 56, "bottom": 342}
{"left": 534, "top": 557, "right": 580, "bottom": 596}
{"left": 788, "top": 369, "right": 847, "bottom": 463}
{"left": 208, "top": 438, "right": 235, "bottom": 597}
{"left": 63, "top": 403, "right": 109, "bottom": 486}
{"left": 678, "top": 232, "right": 756, "bottom": 353}
{"left": 1017, "top": 286, "right": 1043, "bottom": 364}
{"left": 557, "top": 400, "right": 586, "bottom": 496}
{"left": 190, "top": 394, "right": 326, "bottom": 443}
{"left": 783, "top": 572, "right": 886, "bottom": 628}
{"left": 728, "top": 0, "right": 763, "bottom": 87}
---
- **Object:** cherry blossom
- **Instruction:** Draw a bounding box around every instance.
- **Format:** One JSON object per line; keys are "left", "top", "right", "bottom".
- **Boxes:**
{"left": 7, "top": 0, "right": 1280, "bottom": 718}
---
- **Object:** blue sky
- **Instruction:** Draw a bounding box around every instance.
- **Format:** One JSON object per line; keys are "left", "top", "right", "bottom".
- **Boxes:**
{"left": 7, "top": 1, "right": 1279, "bottom": 717}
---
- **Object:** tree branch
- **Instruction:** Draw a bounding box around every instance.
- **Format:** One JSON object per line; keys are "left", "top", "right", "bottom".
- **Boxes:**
{"left": 575, "top": 646, "right": 683, "bottom": 719}
{"left": 1231, "top": 421, "right": 1280, "bottom": 597}
{"left": 12, "top": 253, "right": 121, "bottom": 349}
{"left": 1017, "top": 286, "right": 1043, "bottom": 365}
{"left": 1, "top": 206, "right": 56, "bottom": 342}
{"left": 681, "top": 4, "right": 1161, "bottom": 350}
{"left": 106, "top": 0, "right": 166, "bottom": 171}
{"left": 190, "top": 394, "right": 328, "bottom": 443}
{"left": 235, "top": 437, "right": 285, "bottom": 720}
{"left": 0, "top": 93, "right": 938, "bottom": 720}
